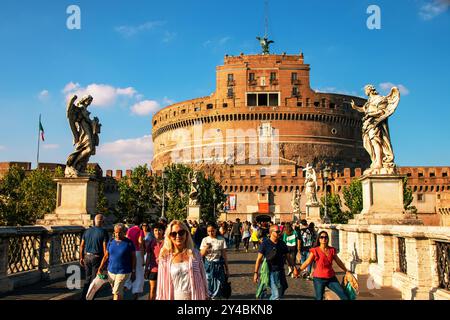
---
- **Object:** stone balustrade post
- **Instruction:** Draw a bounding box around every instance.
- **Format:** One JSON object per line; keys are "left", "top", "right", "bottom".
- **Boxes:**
{"left": 0, "top": 228, "right": 15, "bottom": 294}
{"left": 403, "top": 237, "right": 434, "bottom": 300}
{"left": 45, "top": 228, "right": 65, "bottom": 281}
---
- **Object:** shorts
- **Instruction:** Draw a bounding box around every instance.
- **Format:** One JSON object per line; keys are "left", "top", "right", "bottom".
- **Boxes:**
{"left": 148, "top": 272, "right": 158, "bottom": 281}
{"left": 108, "top": 272, "right": 131, "bottom": 296}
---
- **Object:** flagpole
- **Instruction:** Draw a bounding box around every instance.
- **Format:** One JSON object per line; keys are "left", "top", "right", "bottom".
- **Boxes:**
{"left": 37, "top": 114, "right": 41, "bottom": 169}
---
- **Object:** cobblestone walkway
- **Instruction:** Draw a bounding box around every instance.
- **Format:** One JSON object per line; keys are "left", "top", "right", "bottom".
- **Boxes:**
{"left": 227, "top": 249, "right": 315, "bottom": 300}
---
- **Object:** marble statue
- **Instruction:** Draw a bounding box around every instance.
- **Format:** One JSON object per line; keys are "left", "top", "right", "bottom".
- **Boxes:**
{"left": 189, "top": 170, "right": 199, "bottom": 206}
{"left": 351, "top": 85, "right": 400, "bottom": 175}
{"left": 291, "top": 189, "right": 301, "bottom": 214}
{"left": 256, "top": 36, "right": 274, "bottom": 55}
{"left": 303, "top": 163, "right": 318, "bottom": 205}
{"left": 65, "top": 95, "right": 101, "bottom": 178}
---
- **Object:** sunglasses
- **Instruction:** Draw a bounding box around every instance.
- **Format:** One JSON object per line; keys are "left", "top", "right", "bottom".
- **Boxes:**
{"left": 272, "top": 230, "right": 281, "bottom": 234}
{"left": 320, "top": 236, "right": 329, "bottom": 239}
{"left": 169, "top": 230, "right": 187, "bottom": 238}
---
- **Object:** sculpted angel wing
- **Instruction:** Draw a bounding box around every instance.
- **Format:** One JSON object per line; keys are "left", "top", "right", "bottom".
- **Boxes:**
{"left": 66, "top": 95, "right": 80, "bottom": 145}
{"left": 377, "top": 87, "right": 400, "bottom": 123}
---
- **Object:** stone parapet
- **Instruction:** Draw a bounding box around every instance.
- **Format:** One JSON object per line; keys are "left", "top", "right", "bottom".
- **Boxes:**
{"left": 317, "top": 223, "right": 450, "bottom": 300}
{"left": 0, "top": 226, "right": 85, "bottom": 295}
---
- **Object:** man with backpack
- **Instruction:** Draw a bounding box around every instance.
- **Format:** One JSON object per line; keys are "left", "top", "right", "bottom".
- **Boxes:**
{"left": 298, "top": 219, "right": 314, "bottom": 280}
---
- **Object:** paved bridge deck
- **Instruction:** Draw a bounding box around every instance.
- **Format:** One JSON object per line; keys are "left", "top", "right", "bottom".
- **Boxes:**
{"left": 0, "top": 249, "right": 401, "bottom": 300}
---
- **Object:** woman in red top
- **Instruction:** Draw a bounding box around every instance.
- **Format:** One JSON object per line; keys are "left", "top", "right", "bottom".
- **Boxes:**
{"left": 300, "top": 231, "right": 355, "bottom": 300}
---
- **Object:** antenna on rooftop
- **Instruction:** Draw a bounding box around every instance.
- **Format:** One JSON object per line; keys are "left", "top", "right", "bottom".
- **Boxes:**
{"left": 264, "top": 0, "right": 269, "bottom": 38}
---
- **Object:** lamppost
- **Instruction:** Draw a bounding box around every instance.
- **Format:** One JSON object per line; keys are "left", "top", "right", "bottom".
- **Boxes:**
{"left": 213, "top": 193, "right": 216, "bottom": 218}
{"left": 161, "top": 170, "right": 166, "bottom": 219}
{"left": 322, "top": 166, "right": 331, "bottom": 224}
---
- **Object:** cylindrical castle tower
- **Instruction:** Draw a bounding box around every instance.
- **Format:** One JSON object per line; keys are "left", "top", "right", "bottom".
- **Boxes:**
{"left": 152, "top": 52, "right": 370, "bottom": 172}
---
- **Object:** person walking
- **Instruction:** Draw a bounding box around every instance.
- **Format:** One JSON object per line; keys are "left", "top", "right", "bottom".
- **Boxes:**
{"left": 250, "top": 221, "right": 260, "bottom": 250}
{"left": 97, "top": 223, "right": 136, "bottom": 301}
{"left": 241, "top": 221, "right": 251, "bottom": 253}
{"left": 219, "top": 221, "right": 230, "bottom": 247}
{"left": 300, "top": 231, "right": 357, "bottom": 300}
{"left": 282, "top": 222, "right": 301, "bottom": 278}
{"left": 79, "top": 214, "right": 109, "bottom": 300}
{"left": 200, "top": 223, "right": 229, "bottom": 299}
{"left": 144, "top": 223, "right": 165, "bottom": 300}
{"left": 298, "top": 219, "right": 314, "bottom": 279}
{"left": 253, "top": 224, "right": 298, "bottom": 300}
{"left": 125, "top": 217, "right": 146, "bottom": 299}
{"left": 156, "top": 220, "right": 208, "bottom": 300}
{"left": 230, "top": 218, "right": 242, "bottom": 251}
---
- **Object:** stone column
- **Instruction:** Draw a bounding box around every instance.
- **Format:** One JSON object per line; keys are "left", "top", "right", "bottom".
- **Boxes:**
{"left": 305, "top": 204, "right": 321, "bottom": 224}
{"left": 403, "top": 237, "right": 434, "bottom": 300}
{"left": 44, "top": 230, "right": 65, "bottom": 281}
{"left": 369, "top": 233, "right": 395, "bottom": 287}
{"left": 187, "top": 205, "right": 201, "bottom": 222}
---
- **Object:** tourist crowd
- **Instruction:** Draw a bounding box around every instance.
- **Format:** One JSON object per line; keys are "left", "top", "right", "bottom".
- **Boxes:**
{"left": 80, "top": 214, "right": 358, "bottom": 301}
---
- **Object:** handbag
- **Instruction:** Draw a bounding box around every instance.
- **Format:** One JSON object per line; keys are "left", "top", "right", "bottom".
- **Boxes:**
{"left": 341, "top": 273, "right": 358, "bottom": 300}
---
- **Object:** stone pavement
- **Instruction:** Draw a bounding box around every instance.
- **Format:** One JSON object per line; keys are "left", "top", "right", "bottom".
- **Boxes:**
{"left": 0, "top": 248, "right": 401, "bottom": 300}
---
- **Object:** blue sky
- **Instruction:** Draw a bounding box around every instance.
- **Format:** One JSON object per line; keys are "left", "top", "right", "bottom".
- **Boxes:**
{"left": 0, "top": 0, "right": 449, "bottom": 171}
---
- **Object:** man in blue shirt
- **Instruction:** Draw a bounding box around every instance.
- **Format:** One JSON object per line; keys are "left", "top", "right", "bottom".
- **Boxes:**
{"left": 98, "top": 223, "right": 136, "bottom": 300}
{"left": 79, "top": 214, "right": 109, "bottom": 300}
{"left": 253, "top": 224, "right": 298, "bottom": 300}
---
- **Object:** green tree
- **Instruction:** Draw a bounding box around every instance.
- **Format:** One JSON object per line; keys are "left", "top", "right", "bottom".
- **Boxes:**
{"left": 342, "top": 179, "right": 363, "bottom": 217}
{"left": 153, "top": 164, "right": 226, "bottom": 222}
{"left": 403, "top": 177, "right": 414, "bottom": 210}
{"left": 0, "top": 166, "right": 26, "bottom": 226}
{"left": 19, "top": 169, "right": 57, "bottom": 224}
{"left": 116, "top": 165, "right": 155, "bottom": 222}
{"left": 320, "top": 193, "right": 353, "bottom": 224}
{"left": 0, "top": 166, "right": 57, "bottom": 226}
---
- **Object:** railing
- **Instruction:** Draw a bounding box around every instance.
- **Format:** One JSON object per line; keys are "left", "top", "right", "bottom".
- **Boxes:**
{"left": 436, "top": 241, "right": 450, "bottom": 291}
{"left": 0, "top": 226, "right": 85, "bottom": 294}
{"left": 317, "top": 224, "right": 450, "bottom": 300}
{"left": 398, "top": 237, "right": 407, "bottom": 274}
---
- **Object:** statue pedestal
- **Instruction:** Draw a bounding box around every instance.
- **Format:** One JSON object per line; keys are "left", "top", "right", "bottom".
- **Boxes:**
{"left": 350, "top": 174, "right": 422, "bottom": 225}
{"left": 187, "top": 205, "right": 201, "bottom": 222}
{"left": 37, "top": 177, "right": 98, "bottom": 227}
{"left": 305, "top": 204, "right": 321, "bottom": 224}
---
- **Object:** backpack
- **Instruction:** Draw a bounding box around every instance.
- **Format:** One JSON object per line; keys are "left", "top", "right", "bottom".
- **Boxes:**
{"left": 300, "top": 229, "right": 313, "bottom": 250}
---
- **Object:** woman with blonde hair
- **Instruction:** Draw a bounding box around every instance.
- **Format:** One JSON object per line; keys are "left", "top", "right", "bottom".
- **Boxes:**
{"left": 156, "top": 220, "right": 208, "bottom": 300}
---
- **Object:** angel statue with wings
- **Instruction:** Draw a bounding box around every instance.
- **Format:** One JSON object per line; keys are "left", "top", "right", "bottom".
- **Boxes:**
{"left": 351, "top": 85, "right": 400, "bottom": 175}
{"left": 256, "top": 36, "right": 274, "bottom": 55}
{"left": 65, "top": 95, "right": 101, "bottom": 178}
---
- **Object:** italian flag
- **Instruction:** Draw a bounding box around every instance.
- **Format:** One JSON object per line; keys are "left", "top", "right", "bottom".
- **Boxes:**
{"left": 39, "top": 119, "right": 45, "bottom": 141}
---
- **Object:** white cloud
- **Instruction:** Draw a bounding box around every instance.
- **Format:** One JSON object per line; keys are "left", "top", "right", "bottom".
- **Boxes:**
{"left": 115, "top": 21, "right": 166, "bottom": 37}
{"left": 163, "top": 31, "right": 177, "bottom": 43}
{"left": 38, "top": 90, "right": 50, "bottom": 101}
{"left": 98, "top": 135, "right": 153, "bottom": 169}
{"left": 203, "top": 36, "right": 232, "bottom": 48}
{"left": 162, "top": 96, "right": 176, "bottom": 106}
{"left": 131, "top": 100, "right": 161, "bottom": 116}
{"left": 63, "top": 82, "right": 80, "bottom": 94}
{"left": 379, "top": 82, "right": 410, "bottom": 96}
{"left": 63, "top": 83, "right": 138, "bottom": 107}
{"left": 419, "top": 0, "right": 449, "bottom": 20}
{"left": 42, "top": 144, "right": 59, "bottom": 150}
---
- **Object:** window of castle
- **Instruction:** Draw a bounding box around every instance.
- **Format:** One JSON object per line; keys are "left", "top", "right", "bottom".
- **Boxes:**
{"left": 207, "top": 104, "right": 213, "bottom": 110}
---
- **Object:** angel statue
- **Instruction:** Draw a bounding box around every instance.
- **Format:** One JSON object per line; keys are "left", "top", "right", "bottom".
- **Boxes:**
{"left": 65, "top": 95, "right": 101, "bottom": 178}
{"left": 291, "top": 189, "right": 301, "bottom": 214}
{"left": 189, "top": 170, "right": 199, "bottom": 206}
{"left": 351, "top": 85, "right": 400, "bottom": 175}
{"left": 303, "top": 163, "right": 318, "bottom": 205}
{"left": 256, "top": 36, "right": 274, "bottom": 55}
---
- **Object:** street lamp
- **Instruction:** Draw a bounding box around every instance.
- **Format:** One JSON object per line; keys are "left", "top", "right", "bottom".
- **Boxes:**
{"left": 161, "top": 170, "right": 166, "bottom": 219}
{"left": 213, "top": 193, "right": 217, "bottom": 218}
{"left": 323, "top": 166, "right": 331, "bottom": 224}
